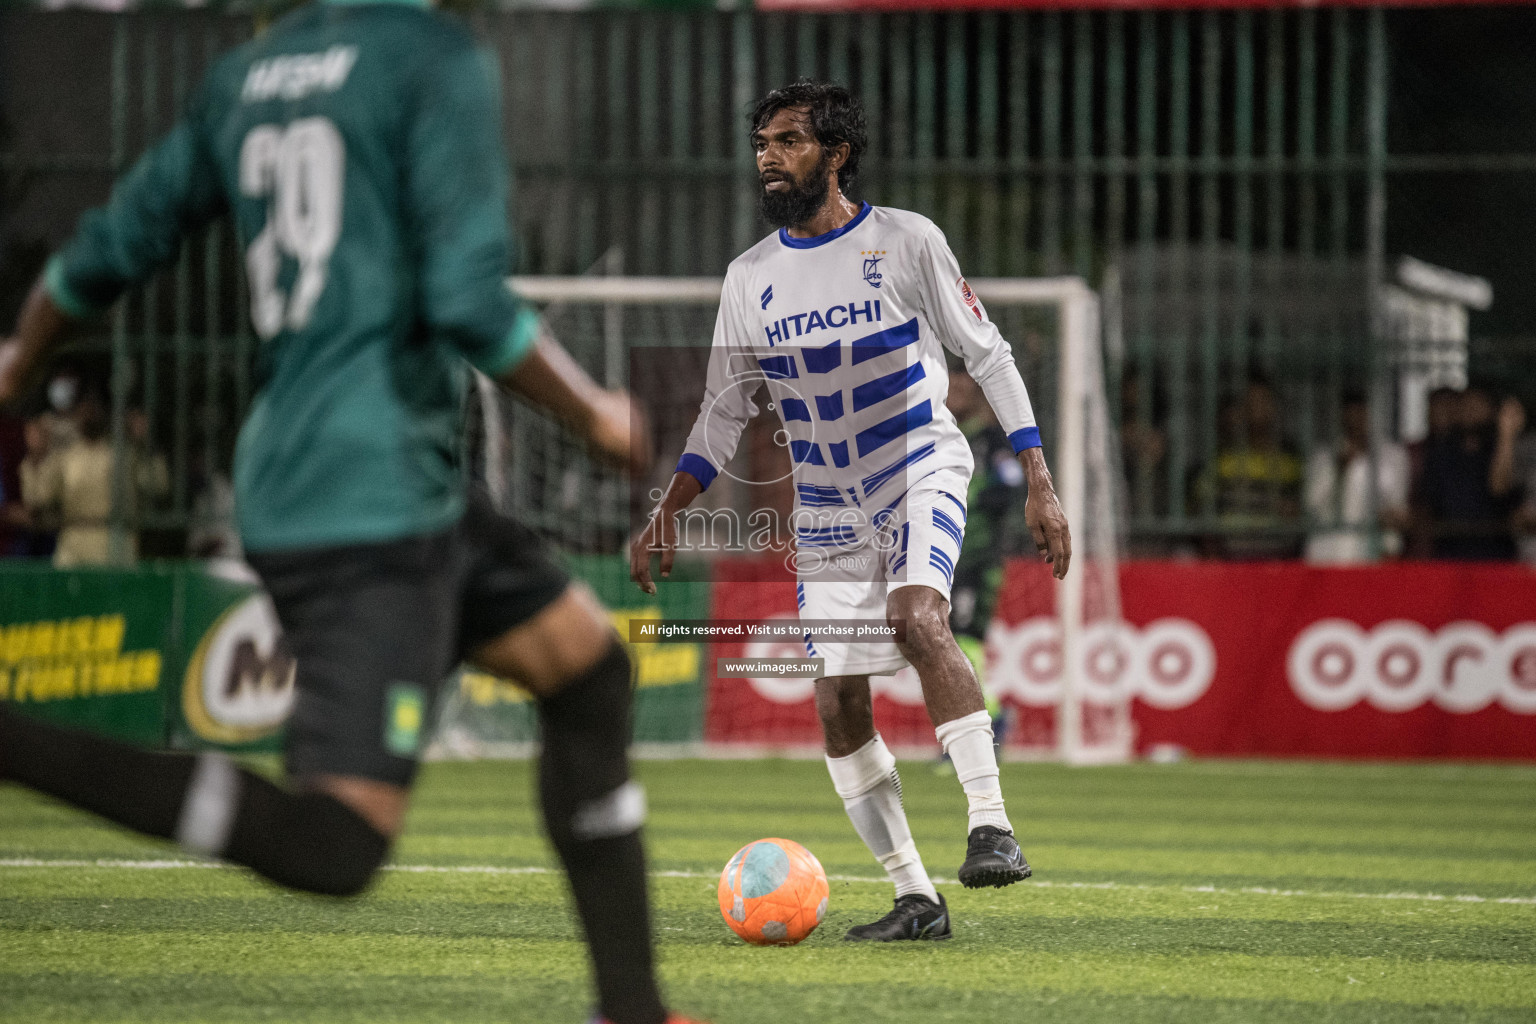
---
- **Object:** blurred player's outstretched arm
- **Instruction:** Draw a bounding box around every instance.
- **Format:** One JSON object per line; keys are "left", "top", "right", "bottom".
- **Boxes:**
{"left": 499, "top": 319, "right": 652, "bottom": 477}
{"left": 0, "top": 106, "right": 226, "bottom": 406}
{"left": 0, "top": 282, "right": 70, "bottom": 407}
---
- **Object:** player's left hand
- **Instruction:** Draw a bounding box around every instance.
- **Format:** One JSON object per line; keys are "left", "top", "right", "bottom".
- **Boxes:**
{"left": 1024, "top": 475, "right": 1072, "bottom": 580}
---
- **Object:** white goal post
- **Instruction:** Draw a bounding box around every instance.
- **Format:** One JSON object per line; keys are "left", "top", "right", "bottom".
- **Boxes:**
{"left": 493, "top": 275, "right": 1131, "bottom": 765}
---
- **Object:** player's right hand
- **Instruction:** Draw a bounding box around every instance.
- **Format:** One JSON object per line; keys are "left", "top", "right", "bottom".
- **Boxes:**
{"left": 629, "top": 504, "right": 678, "bottom": 596}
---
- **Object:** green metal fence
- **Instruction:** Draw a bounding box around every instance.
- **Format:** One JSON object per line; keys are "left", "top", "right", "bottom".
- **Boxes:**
{"left": 0, "top": 6, "right": 1451, "bottom": 556}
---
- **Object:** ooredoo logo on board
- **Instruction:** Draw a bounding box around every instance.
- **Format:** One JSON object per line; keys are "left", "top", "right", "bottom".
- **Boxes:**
{"left": 741, "top": 615, "right": 1218, "bottom": 711}
{"left": 1287, "top": 619, "right": 1536, "bottom": 714}
{"left": 986, "top": 617, "right": 1216, "bottom": 710}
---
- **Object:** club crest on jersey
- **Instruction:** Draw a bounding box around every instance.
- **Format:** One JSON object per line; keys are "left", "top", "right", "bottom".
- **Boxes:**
{"left": 860, "top": 250, "right": 887, "bottom": 289}
{"left": 957, "top": 276, "right": 984, "bottom": 322}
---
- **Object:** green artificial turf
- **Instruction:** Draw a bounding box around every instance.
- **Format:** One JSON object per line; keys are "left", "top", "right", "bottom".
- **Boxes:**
{"left": 2, "top": 758, "right": 1534, "bottom": 1023}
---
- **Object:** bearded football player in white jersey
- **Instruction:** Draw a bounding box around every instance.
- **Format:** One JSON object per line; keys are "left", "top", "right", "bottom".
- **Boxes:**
{"left": 631, "top": 80, "right": 1071, "bottom": 942}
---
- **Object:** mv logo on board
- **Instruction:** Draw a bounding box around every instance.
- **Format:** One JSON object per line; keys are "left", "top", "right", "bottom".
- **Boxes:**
{"left": 183, "top": 593, "right": 297, "bottom": 744}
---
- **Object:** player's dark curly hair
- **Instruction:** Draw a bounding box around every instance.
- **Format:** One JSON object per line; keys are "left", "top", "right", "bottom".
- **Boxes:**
{"left": 750, "top": 80, "right": 868, "bottom": 192}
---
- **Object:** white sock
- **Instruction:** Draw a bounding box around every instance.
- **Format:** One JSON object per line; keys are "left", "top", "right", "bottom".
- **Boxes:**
{"left": 825, "top": 734, "right": 939, "bottom": 903}
{"left": 935, "top": 710, "right": 1013, "bottom": 834}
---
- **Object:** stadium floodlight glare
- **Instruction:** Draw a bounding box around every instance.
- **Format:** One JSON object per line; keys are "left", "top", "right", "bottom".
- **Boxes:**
{"left": 460, "top": 276, "right": 1133, "bottom": 766}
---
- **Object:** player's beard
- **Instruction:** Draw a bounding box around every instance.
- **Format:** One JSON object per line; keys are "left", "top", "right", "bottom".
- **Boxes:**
{"left": 759, "top": 152, "right": 834, "bottom": 229}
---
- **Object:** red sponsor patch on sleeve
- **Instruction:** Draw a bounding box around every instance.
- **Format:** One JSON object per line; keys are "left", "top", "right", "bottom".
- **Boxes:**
{"left": 957, "top": 277, "right": 984, "bottom": 322}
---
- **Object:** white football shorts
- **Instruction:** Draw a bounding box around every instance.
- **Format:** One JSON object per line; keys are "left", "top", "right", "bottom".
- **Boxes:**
{"left": 795, "top": 471, "right": 969, "bottom": 678}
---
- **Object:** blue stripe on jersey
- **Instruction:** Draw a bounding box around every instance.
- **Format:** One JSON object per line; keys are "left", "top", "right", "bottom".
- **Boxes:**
{"left": 940, "top": 491, "right": 967, "bottom": 522}
{"left": 796, "top": 483, "right": 846, "bottom": 506}
{"left": 877, "top": 486, "right": 912, "bottom": 518}
{"left": 861, "top": 441, "right": 936, "bottom": 497}
{"left": 779, "top": 397, "right": 811, "bottom": 422}
{"left": 929, "top": 546, "right": 956, "bottom": 586}
{"left": 676, "top": 453, "right": 718, "bottom": 490}
{"left": 829, "top": 440, "right": 850, "bottom": 468}
{"left": 759, "top": 355, "right": 798, "bottom": 379}
{"left": 852, "top": 361, "right": 926, "bottom": 412}
{"left": 803, "top": 339, "right": 842, "bottom": 374}
{"left": 888, "top": 524, "right": 910, "bottom": 575}
{"left": 790, "top": 440, "right": 826, "bottom": 465}
{"left": 932, "top": 507, "right": 964, "bottom": 548}
{"left": 851, "top": 317, "right": 921, "bottom": 365}
{"left": 815, "top": 392, "right": 845, "bottom": 421}
{"left": 805, "top": 635, "right": 818, "bottom": 657}
{"left": 856, "top": 399, "right": 933, "bottom": 458}
{"left": 796, "top": 582, "right": 806, "bottom": 610}
{"left": 796, "top": 525, "right": 857, "bottom": 547}
{"left": 1008, "top": 425, "right": 1042, "bottom": 452}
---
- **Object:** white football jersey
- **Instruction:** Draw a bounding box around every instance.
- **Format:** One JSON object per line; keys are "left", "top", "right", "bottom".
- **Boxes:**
{"left": 676, "top": 204, "right": 1040, "bottom": 544}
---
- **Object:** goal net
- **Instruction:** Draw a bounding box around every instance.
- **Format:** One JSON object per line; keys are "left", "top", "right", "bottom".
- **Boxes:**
{"left": 429, "top": 276, "right": 1131, "bottom": 765}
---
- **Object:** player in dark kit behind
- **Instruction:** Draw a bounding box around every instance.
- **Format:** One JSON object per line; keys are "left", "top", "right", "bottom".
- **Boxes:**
{"left": 0, "top": 3, "right": 703, "bottom": 1023}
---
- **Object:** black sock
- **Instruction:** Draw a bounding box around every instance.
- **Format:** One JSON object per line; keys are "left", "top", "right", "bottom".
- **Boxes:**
{"left": 0, "top": 706, "right": 388, "bottom": 896}
{"left": 538, "top": 642, "right": 667, "bottom": 1024}
{"left": 0, "top": 705, "right": 194, "bottom": 840}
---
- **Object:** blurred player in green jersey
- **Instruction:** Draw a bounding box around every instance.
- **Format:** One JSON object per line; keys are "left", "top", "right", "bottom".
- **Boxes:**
{"left": 0, "top": 3, "right": 703, "bottom": 1022}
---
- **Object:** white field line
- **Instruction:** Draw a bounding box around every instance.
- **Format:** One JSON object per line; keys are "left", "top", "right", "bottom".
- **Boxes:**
{"left": 1, "top": 857, "right": 1533, "bottom": 906}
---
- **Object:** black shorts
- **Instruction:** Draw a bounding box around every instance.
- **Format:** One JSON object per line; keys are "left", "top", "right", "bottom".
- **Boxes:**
{"left": 247, "top": 495, "right": 570, "bottom": 787}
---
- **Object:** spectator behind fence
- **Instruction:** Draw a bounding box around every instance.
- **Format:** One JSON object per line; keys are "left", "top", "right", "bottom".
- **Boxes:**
{"left": 188, "top": 468, "right": 242, "bottom": 561}
{"left": 1119, "top": 369, "right": 1168, "bottom": 517}
{"left": 1488, "top": 395, "right": 1536, "bottom": 564}
{"left": 125, "top": 408, "right": 170, "bottom": 517}
{"left": 0, "top": 413, "right": 22, "bottom": 555}
{"left": 1415, "top": 384, "right": 1519, "bottom": 560}
{"left": 1195, "top": 378, "right": 1303, "bottom": 560}
{"left": 15, "top": 415, "right": 58, "bottom": 557}
{"left": 1304, "top": 390, "right": 1410, "bottom": 564}
{"left": 1405, "top": 385, "right": 1460, "bottom": 558}
{"left": 19, "top": 394, "right": 169, "bottom": 567}
{"left": 40, "top": 369, "right": 82, "bottom": 451}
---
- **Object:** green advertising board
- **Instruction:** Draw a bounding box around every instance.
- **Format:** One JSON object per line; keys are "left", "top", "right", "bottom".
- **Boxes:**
{"left": 0, "top": 562, "right": 175, "bottom": 748}
{"left": 0, "top": 561, "right": 292, "bottom": 753}
{"left": 1, "top": 554, "right": 708, "bottom": 756}
{"left": 437, "top": 554, "right": 711, "bottom": 750}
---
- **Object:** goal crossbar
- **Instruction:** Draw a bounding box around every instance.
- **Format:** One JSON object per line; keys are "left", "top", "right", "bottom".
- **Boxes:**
{"left": 508, "top": 276, "right": 1094, "bottom": 307}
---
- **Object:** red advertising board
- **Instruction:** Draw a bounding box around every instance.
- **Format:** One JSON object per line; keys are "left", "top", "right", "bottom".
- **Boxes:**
{"left": 705, "top": 558, "right": 1536, "bottom": 759}
{"left": 706, "top": 557, "right": 942, "bottom": 749}
{"left": 1112, "top": 561, "right": 1536, "bottom": 759}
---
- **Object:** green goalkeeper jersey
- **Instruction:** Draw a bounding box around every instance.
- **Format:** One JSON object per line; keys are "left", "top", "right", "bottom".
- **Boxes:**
{"left": 45, "top": 0, "right": 538, "bottom": 552}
